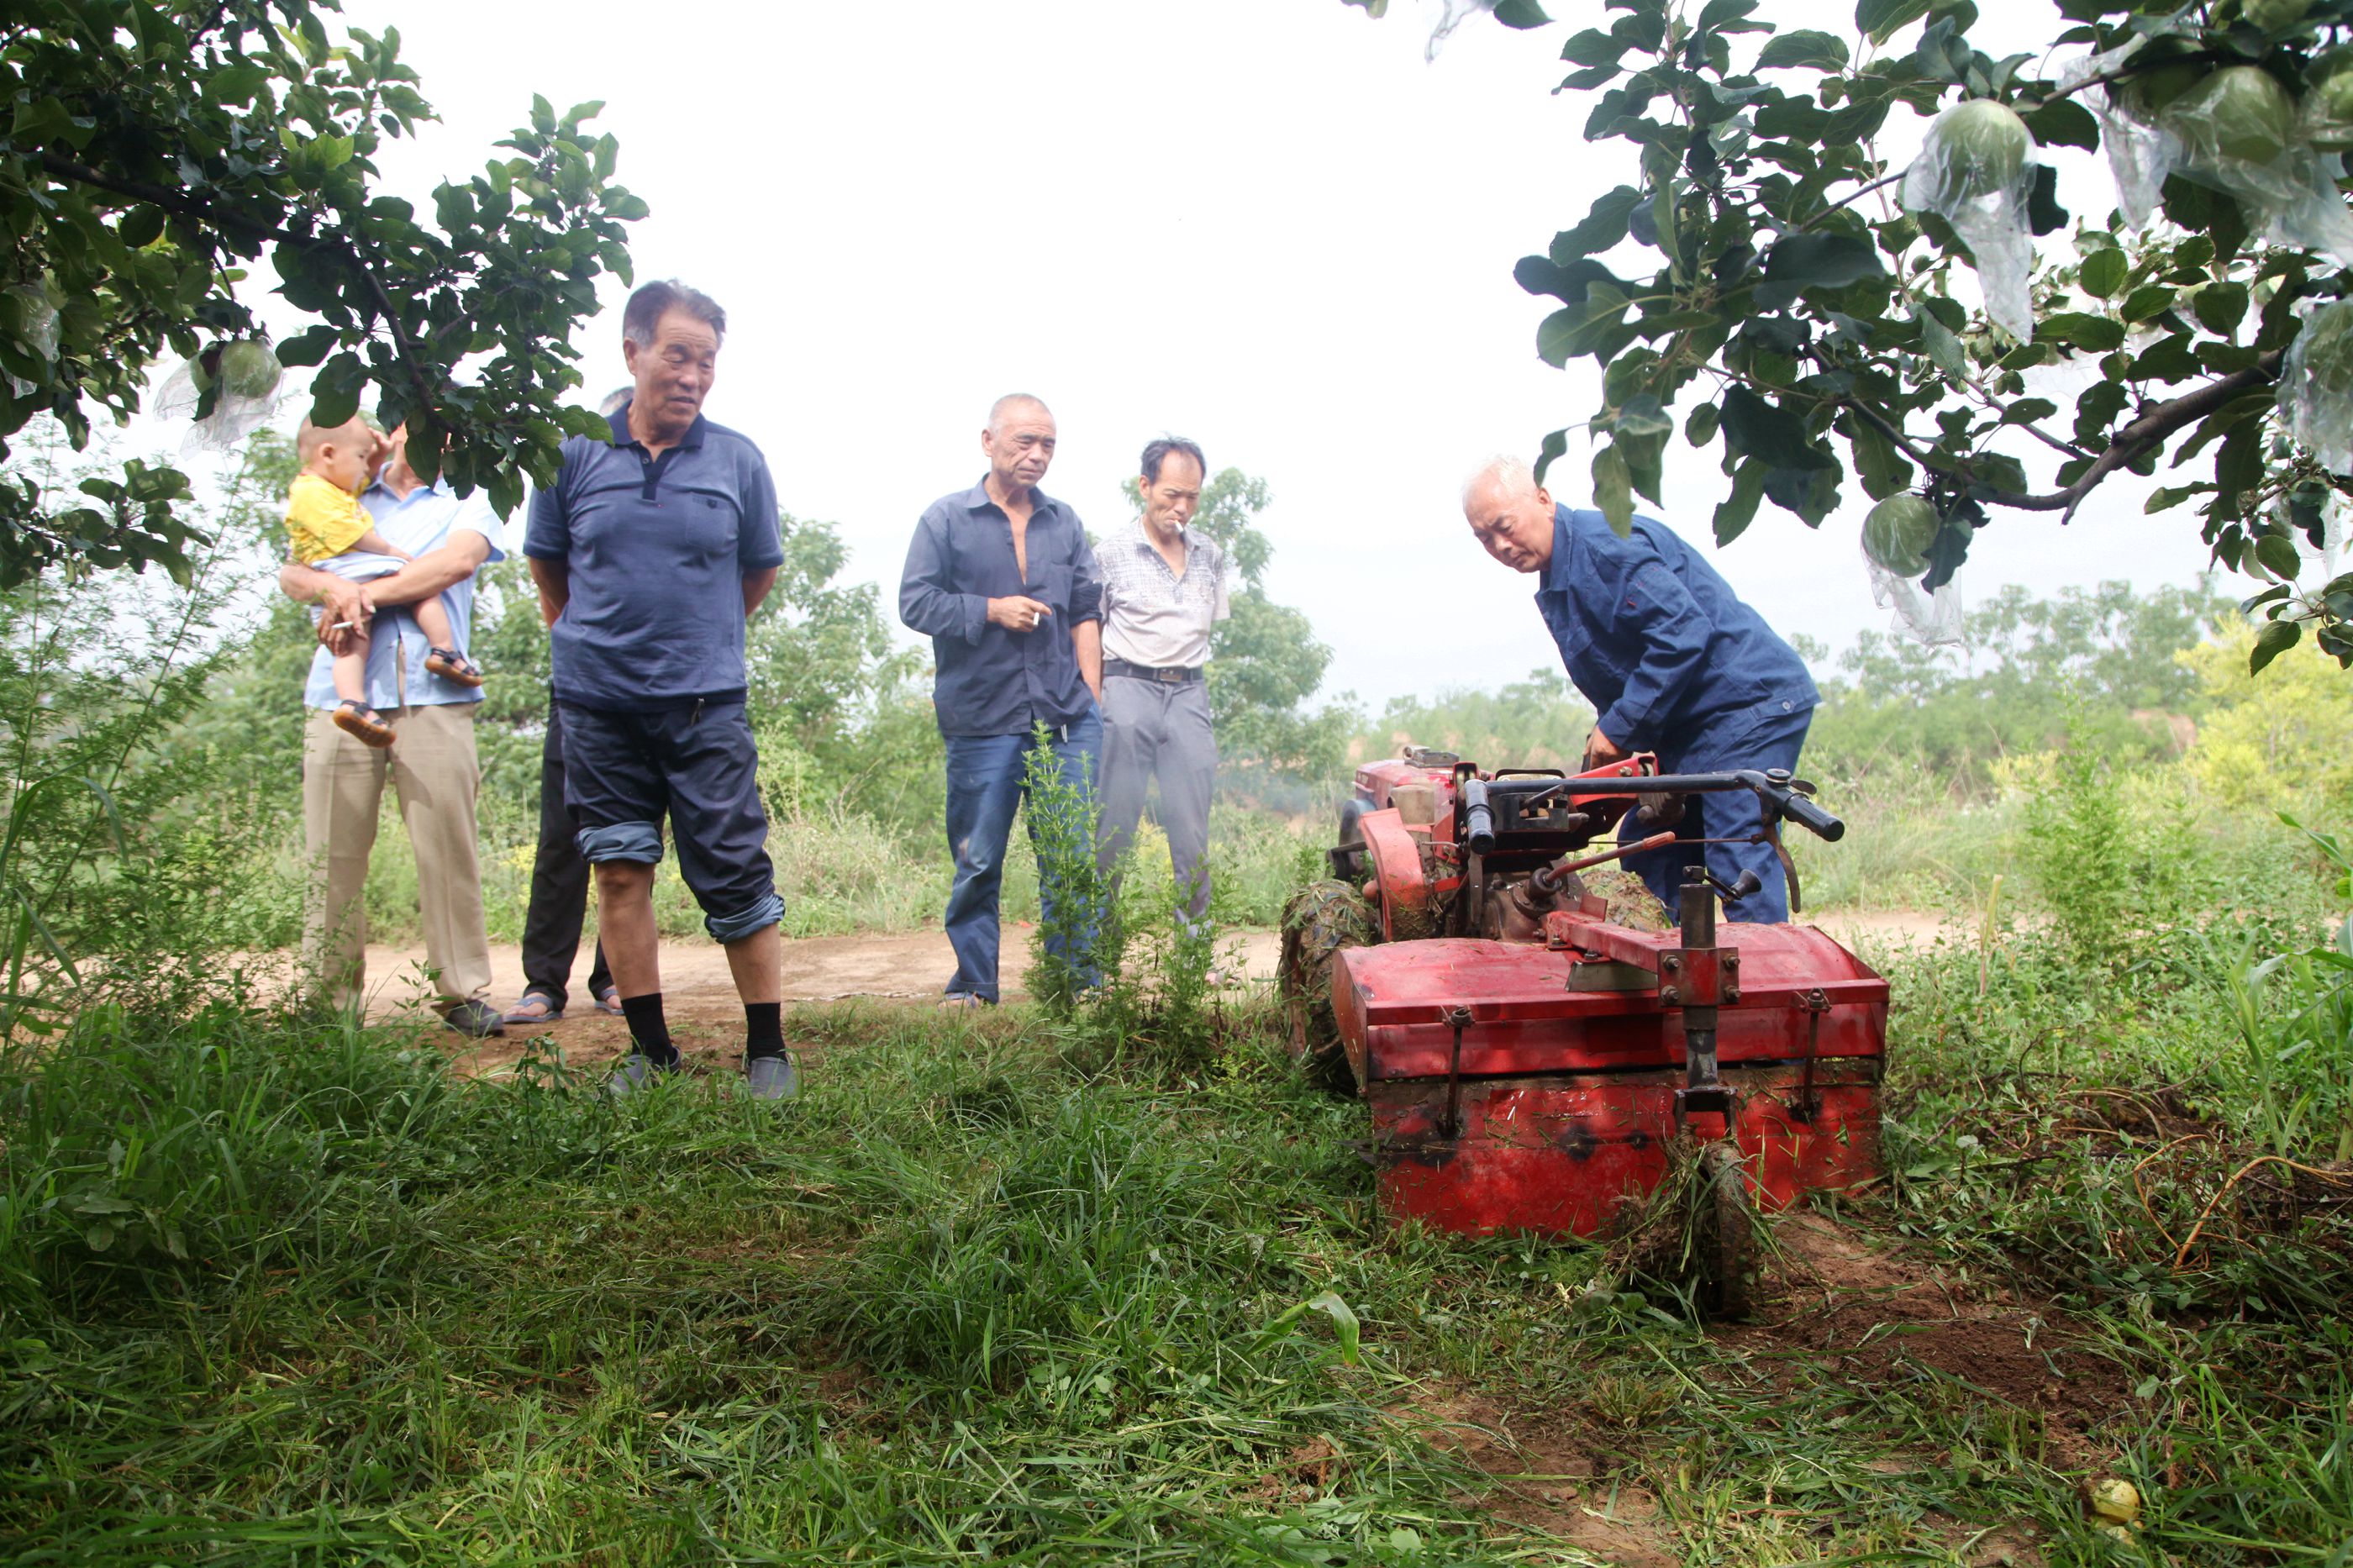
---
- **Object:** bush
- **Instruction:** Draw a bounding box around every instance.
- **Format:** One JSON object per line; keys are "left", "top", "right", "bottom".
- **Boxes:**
{"left": 0, "top": 432, "right": 303, "bottom": 1029}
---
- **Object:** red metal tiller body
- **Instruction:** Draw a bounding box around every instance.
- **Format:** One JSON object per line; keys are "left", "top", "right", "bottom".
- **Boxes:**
{"left": 1330, "top": 919, "right": 1888, "bottom": 1239}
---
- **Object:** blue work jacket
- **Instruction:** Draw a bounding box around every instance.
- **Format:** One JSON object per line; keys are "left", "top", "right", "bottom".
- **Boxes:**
{"left": 1535, "top": 505, "right": 1817, "bottom": 753}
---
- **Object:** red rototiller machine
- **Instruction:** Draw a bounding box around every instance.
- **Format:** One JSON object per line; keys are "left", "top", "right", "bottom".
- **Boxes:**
{"left": 1277, "top": 749, "right": 1885, "bottom": 1314}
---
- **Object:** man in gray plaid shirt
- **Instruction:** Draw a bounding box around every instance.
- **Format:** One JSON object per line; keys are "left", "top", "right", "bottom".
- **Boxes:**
{"left": 1094, "top": 436, "right": 1234, "bottom": 926}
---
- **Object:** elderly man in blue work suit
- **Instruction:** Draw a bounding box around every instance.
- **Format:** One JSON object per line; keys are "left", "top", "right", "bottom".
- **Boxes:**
{"left": 1461, "top": 455, "right": 1819, "bottom": 923}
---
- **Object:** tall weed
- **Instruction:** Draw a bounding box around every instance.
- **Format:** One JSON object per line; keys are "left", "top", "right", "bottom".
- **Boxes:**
{"left": 1017, "top": 724, "right": 1258, "bottom": 1076}
{"left": 2018, "top": 729, "right": 2134, "bottom": 968}
{"left": 1022, "top": 724, "right": 1113, "bottom": 1017}
{"left": 2206, "top": 815, "right": 2353, "bottom": 1159}
{"left": 0, "top": 431, "right": 298, "bottom": 1027}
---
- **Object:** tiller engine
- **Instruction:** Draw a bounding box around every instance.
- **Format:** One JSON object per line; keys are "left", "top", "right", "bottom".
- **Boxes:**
{"left": 1278, "top": 749, "right": 1886, "bottom": 1314}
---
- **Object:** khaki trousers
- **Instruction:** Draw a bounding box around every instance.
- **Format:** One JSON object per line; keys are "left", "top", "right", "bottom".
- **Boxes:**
{"left": 302, "top": 702, "right": 493, "bottom": 1009}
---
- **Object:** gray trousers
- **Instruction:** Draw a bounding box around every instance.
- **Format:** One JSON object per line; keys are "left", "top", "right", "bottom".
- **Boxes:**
{"left": 1096, "top": 675, "right": 1216, "bottom": 923}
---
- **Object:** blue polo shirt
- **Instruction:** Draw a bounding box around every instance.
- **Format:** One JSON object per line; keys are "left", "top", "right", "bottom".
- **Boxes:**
{"left": 302, "top": 478, "right": 504, "bottom": 713}
{"left": 1535, "top": 504, "right": 1817, "bottom": 752}
{"left": 523, "top": 404, "right": 783, "bottom": 712}
{"left": 898, "top": 480, "right": 1103, "bottom": 737}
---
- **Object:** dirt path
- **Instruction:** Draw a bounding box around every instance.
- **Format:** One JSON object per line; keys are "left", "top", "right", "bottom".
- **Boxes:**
{"left": 365, "top": 908, "right": 1947, "bottom": 1077}
{"left": 1808, "top": 907, "right": 1961, "bottom": 954}
{"left": 361, "top": 923, "right": 1286, "bottom": 1076}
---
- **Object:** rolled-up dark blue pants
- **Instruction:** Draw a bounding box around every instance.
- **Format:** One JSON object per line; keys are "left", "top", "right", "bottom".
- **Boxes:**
{"left": 1619, "top": 704, "right": 1813, "bottom": 923}
{"left": 560, "top": 700, "right": 784, "bottom": 944}
{"left": 941, "top": 709, "right": 1103, "bottom": 1002}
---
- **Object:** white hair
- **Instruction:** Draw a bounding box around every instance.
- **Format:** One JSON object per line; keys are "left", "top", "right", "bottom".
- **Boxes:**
{"left": 987, "top": 392, "right": 1052, "bottom": 434}
{"left": 1461, "top": 452, "right": 1540, "bottom": 513}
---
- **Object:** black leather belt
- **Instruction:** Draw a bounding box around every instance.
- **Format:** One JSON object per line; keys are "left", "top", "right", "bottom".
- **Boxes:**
{"left": 1104, "top": 658, "right": 1203, "bottom": 685}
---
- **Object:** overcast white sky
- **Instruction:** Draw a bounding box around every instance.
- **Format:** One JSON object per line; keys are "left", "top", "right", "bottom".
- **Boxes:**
{"left": 236, "top": 0, "right": 2224, "bottom": 710}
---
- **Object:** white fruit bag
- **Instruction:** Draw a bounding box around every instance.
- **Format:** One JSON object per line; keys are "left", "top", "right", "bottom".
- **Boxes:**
{"left": 1901, "top": 100, "right": 2038, "bottom": 341}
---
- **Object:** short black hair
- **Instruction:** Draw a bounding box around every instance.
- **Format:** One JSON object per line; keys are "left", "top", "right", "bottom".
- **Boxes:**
{"left": 1140, "top": 435, "right": 1205, "bottom": 485}
{"left": 623, "top": 279, "right": 726, "bottom": 347}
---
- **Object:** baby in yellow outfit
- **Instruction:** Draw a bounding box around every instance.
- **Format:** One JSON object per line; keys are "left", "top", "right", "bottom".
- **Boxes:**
{"left": 288, "top": 417, "right": 484, "bottom": 748}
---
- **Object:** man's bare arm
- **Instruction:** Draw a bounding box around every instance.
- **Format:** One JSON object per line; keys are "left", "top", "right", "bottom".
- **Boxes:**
{"left": 529, "top": 556, "right": 571, "bottom": 626}
{"left": 743, "top": 566, "right": 779, "bottom": 618}
{"left": 282, "top": 560, "right": 327, "bottom": 601}
{"left": 1072, "top": 618, "right": 1102, "bottom": 705}
{"left": 280, "top": 561, "right": 373, "bottom": 654}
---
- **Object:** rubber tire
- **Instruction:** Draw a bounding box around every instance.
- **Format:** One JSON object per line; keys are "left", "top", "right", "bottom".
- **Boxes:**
{"left": 1696, "top": 1140, "right": 1757, "bottom": 1321}
{"left": 1278, "top": 879, "right": 1378, "bottom": 1094}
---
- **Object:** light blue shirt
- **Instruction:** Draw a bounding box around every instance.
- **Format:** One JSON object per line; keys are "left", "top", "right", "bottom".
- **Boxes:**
{"left": 302, "top": 478, "right": 507, "bottom": 712}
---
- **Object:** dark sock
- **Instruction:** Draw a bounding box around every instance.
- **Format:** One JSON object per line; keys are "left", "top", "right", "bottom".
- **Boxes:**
{"left": 745, "top": 1002, "right": 785, "bottom": 1062}
{"left": 620, "top": 992, "right": 677, "bottom": 1068}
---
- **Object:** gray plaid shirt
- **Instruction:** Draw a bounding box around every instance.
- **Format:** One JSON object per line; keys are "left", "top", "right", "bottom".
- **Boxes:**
{"left": 1098, "top": 522, "right": 1233, "bottom": 670}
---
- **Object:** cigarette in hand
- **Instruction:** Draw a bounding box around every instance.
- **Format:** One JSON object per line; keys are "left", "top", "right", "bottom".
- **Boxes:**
{"left": 329, "top": 621, "right": 359, "bottom": 632}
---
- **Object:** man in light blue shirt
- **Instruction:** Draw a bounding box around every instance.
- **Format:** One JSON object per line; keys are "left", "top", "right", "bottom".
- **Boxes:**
{"left": 278, "top": 423, "right": 508, "bottom": 1036}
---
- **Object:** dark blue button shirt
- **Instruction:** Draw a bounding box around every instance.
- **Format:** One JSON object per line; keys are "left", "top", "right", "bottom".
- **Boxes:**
{"left": 899, "top": 480, "right": 1103, "bottom": 738}
{"left": 524, "top": 404, "right": 784, "bottom": 712}
{"left": 1535, "top": 505, "right": 1818, "bottom": 751}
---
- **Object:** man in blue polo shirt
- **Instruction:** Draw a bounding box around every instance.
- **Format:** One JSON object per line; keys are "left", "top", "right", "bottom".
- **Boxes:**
{"left": 899, "top": 393, "right": 1104, "bottom": 1006}
{"left": 1460, "top": 454, "right": 1819, "bottom": 922}
{"left": 524, "top": 279, "right": 795, "bottom": 1099}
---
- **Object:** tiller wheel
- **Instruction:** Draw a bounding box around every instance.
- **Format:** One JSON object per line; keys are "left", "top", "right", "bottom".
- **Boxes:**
{"left": 1695, "top": 1139, "right": 1756, "bottom": 1320}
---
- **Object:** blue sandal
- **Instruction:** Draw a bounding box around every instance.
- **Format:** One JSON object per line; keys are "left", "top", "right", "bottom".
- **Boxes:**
{"left": 501, "top": 990, "right": 565, "bottom": 1025}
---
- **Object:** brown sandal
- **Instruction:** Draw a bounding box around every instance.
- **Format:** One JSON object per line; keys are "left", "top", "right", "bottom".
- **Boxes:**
{"left": 425, "top": 647, "right": 485, "bottom": 687}
{"left": 331, "top": 699, "right": 395, "bottom": 748}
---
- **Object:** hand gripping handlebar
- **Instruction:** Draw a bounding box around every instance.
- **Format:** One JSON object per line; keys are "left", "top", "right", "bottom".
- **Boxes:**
{"left": 1586, "top": 767, "right": 1845, "bottom": 842}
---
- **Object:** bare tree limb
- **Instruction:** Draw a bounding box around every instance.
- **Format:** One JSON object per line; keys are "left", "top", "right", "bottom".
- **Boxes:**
{"left": 1799, "top": 170, "right": 1905, "bottom": 232}
{"left": 1838, "top": 355, "right": 2282, "bottom": 516}
{"left": 1982, "top": 353, "right": 2281, "bottom": 514}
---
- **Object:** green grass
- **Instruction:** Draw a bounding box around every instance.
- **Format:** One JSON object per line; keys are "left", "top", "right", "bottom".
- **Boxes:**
{"left": 3, "top": 916, "right": 2350, "bottom": 1564}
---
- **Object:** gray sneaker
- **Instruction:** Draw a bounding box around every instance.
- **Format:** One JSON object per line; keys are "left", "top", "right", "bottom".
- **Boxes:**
{"left": 443, "top": 999, "right": 507, "bottom": 1039}
{"left": 745, "top": 1054, "right": 798, "bottom": 1102}
{"left": 607, "top": 1054, "right": 675, "bottom": 1098}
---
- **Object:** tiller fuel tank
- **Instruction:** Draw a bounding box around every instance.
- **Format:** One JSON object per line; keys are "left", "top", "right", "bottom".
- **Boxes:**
{"left": 1287, "top": 749, "right": 1886, "bottom": 1258}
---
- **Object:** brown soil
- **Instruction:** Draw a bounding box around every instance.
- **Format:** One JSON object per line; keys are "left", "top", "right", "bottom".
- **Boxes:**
{"left": 1403, "top": 1384, "right": 1679, "bottom": 1566}
{"left": 1729, "top": 1211, "right": 2117, "bottom": 1468}
{"left": 358, "top": 925, "right": 1282, "bottom": 1078}
{"left": 1397, "top": 1209, "right": 2117, "bottom": 1560}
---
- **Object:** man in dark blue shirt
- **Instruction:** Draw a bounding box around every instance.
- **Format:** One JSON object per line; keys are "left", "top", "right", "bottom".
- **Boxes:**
{"left": 899, "top": 393, "right": 1104, "bottom": 1004}
{"left": 1462, "top": 455, "right": 1820, "bottom": 922}
{"left": 524, "top": 280, "right": 796, "bottom": 1098}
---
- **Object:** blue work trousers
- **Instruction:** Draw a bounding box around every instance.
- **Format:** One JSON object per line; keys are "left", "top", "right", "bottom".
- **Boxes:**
{"left": 1619, "top": 705, "right": 1813, "bottom": 924}
{"left": 941, "top": 710, "right": 1103, "bottom": 1002}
